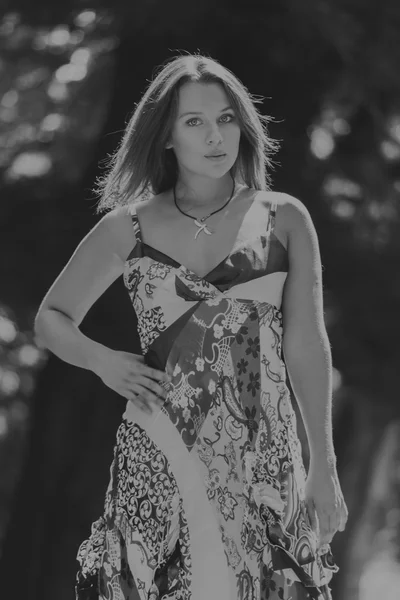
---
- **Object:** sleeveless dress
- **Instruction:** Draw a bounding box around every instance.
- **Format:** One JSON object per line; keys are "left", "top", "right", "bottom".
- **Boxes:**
{"left": 75, "top": 191, "right": 339, "bottom": 600}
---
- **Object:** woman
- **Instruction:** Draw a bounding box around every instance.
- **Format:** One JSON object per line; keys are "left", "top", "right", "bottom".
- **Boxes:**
{"left": 34, "top": 54, "right": 348, "bottom": 600}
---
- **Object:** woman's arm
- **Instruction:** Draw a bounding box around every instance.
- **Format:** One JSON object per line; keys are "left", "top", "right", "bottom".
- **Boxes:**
{"left": 34, "top": 205, "right": 172, "bottom": 413}
{"left": 279, "top": 194, "right": 348, "bottom": 545}
{"left": 34, "top": 206, "right": 134, "bottom": 373}
{"left": 280, "top": 194, "right": 336, "bottom": 472}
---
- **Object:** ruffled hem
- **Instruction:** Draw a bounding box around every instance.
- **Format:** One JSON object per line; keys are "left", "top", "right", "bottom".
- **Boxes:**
{"left": 76, "top": 509, "right": 338, "bottom": 600}
{"left": 75, "top": 512, "right": 184, "bottom": 600}
{"left": 75, "top": 516, "right": 106, "bottom": 599}
{"left": 269, "top": 546, "right": 335, "bottom": 600}
{"left": 263, "top": 506, "right": 338, "bottom": 600}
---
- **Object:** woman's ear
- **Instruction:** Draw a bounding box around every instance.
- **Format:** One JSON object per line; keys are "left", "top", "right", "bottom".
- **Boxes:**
{"left": 165, "top": 141, "right": 173, "bottom": 149}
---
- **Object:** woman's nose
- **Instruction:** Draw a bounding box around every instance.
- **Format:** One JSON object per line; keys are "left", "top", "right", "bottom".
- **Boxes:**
{"left": 206, "top": 125, "right": 223, "bottom": 145}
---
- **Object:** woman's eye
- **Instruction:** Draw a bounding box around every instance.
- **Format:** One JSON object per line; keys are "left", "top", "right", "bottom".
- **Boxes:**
{"left": 220, "top": 114, "right": 235, "bottom": 123}
{"left": 186, "top": 117, "right": 201, "bottom": 126}
{"left": 186, "top": 114, "right": 235, "bottom": 126}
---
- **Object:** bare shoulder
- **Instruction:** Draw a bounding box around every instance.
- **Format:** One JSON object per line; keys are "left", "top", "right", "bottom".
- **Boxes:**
{"left": 101, "top": 204, "right": 138, "bottom": 262}
{"left": 264, "top": 191, "right": 315, "bottom": 237}
{"left": 255, "top": 190, "right": 319, "bottom": 253}
{"left": 276, "top": 192, "right": 313, "bottom": 226}
{"left": 255, "top": 190, "right": 305, "bottom": 250}
{"left": 268, "top": 192, "right": 322, "bottom": 278}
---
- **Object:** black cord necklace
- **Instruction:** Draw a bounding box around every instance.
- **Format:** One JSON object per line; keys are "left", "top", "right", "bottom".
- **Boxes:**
{"left": 173, "top": 173, "right": 236, "bottom": 240}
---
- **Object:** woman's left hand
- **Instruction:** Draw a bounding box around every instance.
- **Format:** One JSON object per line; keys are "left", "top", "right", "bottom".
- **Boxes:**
{"left": 304, "top": 465, "right": 348, "bottom": 550}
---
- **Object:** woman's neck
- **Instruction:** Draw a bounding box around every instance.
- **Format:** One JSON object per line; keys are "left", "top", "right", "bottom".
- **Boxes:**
{"left": 174, "top": 173, "right": 236, "bottom": 209}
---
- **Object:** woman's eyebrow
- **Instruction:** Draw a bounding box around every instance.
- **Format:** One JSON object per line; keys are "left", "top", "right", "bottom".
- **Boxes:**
{"left": 179, "top": 106, "right": 233, "bottom": 119}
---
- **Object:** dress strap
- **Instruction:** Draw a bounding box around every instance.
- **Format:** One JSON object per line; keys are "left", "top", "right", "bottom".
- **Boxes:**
{"left": 128, "top": 204, "right": 143, "bottom": 245}
{"left": 266, "top": 199, "right": 277, "bottom": 235}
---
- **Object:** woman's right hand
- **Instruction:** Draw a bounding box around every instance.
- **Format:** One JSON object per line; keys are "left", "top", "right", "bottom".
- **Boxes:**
{"left": 92, "top": 348, "right": 171, "bottom": 414}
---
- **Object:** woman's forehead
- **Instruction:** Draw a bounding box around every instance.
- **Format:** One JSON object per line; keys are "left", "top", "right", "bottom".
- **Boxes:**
{"left": 177, "top": 81, "right": 229, "bottom": 113}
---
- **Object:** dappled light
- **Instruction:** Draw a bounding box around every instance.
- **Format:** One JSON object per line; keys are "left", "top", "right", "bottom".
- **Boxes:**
{"left": 387, "top": 114, "right": 400, "bottom": 144}
{"left": 0, "top": 12, "right": 20, "bottom": 38}
{"left": 17, "top": 344, "right": 41, "bottom": 367}
{"left": 74, "top": 10, "right": 97, "bottom": 29}
{"left": 323, "top": 176, "right": 362, "bottom": 200}
{"left": 71, "top": 47, "right": 91, "bottom": 66}
{"left": 46, "top": 25, "right": 71, "bottom": 48}
{"left": 1, "top": 89, "right": 18, "bottom": 108}
{"left": 46, "top": 79, "right": 69, "bottom": 101}
{"left": 380, "top": 139, "right": 400, "bottom": 161}
{"left": 0, "top": 412, "right": 8, "bottom": 439}
{"left": 0, "top": 370, "right": 19, "bottom": 396}
{"left": 0, "top": 8, "right": 116, "bottom": 187}
{"left": 55, "top": 62, "right": 87, "bottom": 83}
{"left": 6, "top": 151, "right": 52, "bottom": 179}
{"left": 309, "top": 126, "right": 335, "bottom": 159}
{"left": 0, "top": 316, "right": 17, "bottom": 344}
{"left": 331, "top": 199, "right": 356, "bottom": 219}
{"left": 331, "top": 117, "right": 351, "bottom": 136}
{"left": 40, "top": 112, "right": 64, "bottom": 133}
{"left": 359, "top": 553, "right": 400, "bottom": 599}
{"left": 309, "top": 105, "right": 352, "bottom": 160}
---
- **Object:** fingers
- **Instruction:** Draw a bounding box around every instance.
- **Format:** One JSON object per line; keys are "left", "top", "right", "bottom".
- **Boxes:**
{"left": 127, "top": 368, "right": 173, "bottom": 414}
{"left": 133, "top": 385, "right": 164, "bottom": 412}
{"left": 328, "top": 499, "right": 348, "bottom": 537}
{"left": 132, "top": 353, "right": 145, "bottom": 362}
{"left": 127, "top": 389, "right": 156, "bottom": 414}
{"left": 135, "top": 375, "right": 170, "bottom": 401}
{"left": 317, "top": 508, "right": 335, "bottom": 546}
{"left": 315, "top": 500, "right": 348, "bottom": 547}
{"left": 135, "top": 363, "right": 171, "bottom": 386}
{"left": 126, "top": 363, "right": 172, "bottom": 414}
{"left": 130, "top": 393, "right": 152, "bottom": 414}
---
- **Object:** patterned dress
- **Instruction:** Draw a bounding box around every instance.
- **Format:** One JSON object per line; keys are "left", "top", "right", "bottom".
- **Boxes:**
{"left": 75, "top": 191, "right": 339, "bottom": 600}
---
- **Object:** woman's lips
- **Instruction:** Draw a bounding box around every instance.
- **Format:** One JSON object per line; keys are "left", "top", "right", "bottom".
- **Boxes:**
{"left": 205, "top": 154, "right": 227, "bottom": 161}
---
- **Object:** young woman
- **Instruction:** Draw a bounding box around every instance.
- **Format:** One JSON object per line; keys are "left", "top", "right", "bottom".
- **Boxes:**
{"left": 34, "top": 54, "right": 348, "bottom": 600}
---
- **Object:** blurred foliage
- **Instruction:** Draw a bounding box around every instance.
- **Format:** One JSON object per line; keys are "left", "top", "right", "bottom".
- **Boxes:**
{"left": 0, "top": 8, "right": 122, "bottom": 556}
{"left": 0, "top": 10, "right": 117, "bottom": 189}
{"left": 0, "top": 306, "right": 46, "bottom": 542}
{"left": 0, "top": 1, "right": 400, "bottom": 599}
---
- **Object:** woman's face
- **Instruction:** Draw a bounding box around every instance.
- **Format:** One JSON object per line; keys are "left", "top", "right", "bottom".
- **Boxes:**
{"left": 167, "top": 81, "right": 241, "bottom": 180}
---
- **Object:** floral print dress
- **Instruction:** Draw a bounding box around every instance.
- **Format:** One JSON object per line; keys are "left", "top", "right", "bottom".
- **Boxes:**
{"left": 75, "top": 192, "right": 339, "bottom": 600}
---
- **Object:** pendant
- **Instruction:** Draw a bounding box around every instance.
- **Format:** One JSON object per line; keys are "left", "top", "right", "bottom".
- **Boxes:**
{"left": 194, "top": 219, "right": 213, "bottom": 239}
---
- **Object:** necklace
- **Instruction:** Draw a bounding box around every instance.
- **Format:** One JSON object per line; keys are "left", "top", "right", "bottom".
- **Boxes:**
{"left": 173, "top": 175, "right": 236, "bottom": 240}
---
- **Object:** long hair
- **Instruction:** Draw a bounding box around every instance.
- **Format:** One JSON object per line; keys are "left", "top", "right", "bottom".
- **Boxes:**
{"left": 95, "top": 53, "right": 280, "bottom": 214}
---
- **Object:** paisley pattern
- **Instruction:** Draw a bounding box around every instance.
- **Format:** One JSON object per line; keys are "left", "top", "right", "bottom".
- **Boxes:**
{"left": 75, "top": 192, "right": 338, "bottom": 600}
